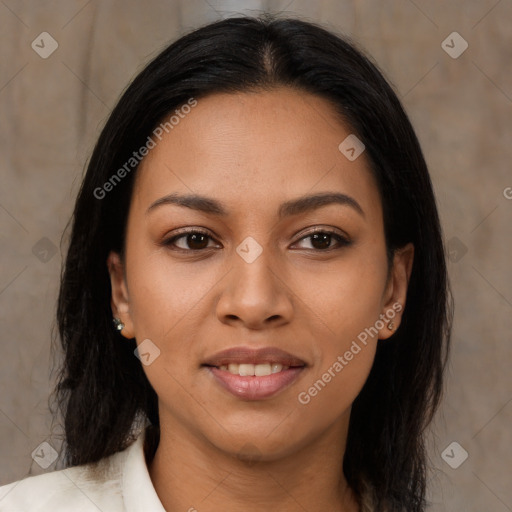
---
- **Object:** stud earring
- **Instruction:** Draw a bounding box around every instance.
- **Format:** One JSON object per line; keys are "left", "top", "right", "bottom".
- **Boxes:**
{"left": 113, "top": 317, "right": 125, "bottom": 331}
{"left": 387, "top": 321, "right": 395, "bottom": 331}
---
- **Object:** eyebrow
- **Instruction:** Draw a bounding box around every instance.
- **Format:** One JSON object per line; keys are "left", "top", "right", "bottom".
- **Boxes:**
{"left": 146, "top": 191, "right": 365, "bottom": 218}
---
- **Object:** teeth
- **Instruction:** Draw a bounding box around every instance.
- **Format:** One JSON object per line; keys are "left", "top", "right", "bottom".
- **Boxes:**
{"left": 271, "top": 363, "right": 284, "bottom": 374}
{"left": 218, "top": 363, "right": 289, "bottom": 376}
{"left": 255, "top": 364, "right": 271, "bottom": 376}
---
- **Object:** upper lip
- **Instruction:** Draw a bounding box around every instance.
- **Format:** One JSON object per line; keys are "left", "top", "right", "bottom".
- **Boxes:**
{"left": 202, "top": 347, "right": 307, "bottom": 367}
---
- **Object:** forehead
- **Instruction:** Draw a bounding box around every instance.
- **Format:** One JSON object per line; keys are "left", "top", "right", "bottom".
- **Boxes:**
{"left": 132, "top": 87, "right": 381, "bottom": 221}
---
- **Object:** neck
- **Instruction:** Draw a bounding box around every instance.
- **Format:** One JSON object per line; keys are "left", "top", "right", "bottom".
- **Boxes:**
{"left": 147, "top": 412, "right": 359, "bottom": 512}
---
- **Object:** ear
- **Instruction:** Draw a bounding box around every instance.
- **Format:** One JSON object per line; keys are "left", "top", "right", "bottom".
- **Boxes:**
{"left": 107, "top": 251, "right": 135, "bottom": 339}
{"left": 378, "top": 243, "right": 414, "bottom": 340}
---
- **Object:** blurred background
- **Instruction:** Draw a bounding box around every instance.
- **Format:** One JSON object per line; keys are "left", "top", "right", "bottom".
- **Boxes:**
{"left": 0, "top": 1, "right": 511, "bottom": 510}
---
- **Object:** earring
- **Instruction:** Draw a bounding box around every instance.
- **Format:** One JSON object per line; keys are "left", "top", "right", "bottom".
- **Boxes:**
{"left": 113, "top": 317, "right": 125, "bottom": 331}
{"left": 387, "top": 321, "right": 395, "bottom": 331}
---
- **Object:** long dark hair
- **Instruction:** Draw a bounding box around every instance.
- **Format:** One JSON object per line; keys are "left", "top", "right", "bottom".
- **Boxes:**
{"left": 51, "top": 14, "right": 452, "bottom": 511}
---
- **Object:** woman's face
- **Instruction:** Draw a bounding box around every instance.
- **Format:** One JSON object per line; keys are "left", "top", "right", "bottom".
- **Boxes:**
{"left": 109, "top": 87, "right": 413, "bottom": 460}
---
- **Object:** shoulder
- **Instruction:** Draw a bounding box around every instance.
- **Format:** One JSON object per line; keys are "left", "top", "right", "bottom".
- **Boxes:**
{"left": 0, "top": 439, "right": 133, "bottom": 512}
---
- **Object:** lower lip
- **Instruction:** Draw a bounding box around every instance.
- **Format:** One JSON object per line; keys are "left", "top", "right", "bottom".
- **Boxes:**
{"left": 206, "top": 366, "right": 305, "bottom": 400}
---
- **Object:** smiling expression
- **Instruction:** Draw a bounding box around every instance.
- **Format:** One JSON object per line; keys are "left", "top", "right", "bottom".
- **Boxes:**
{"left": 108, "top": 86, "right": 413, "bottom": 460}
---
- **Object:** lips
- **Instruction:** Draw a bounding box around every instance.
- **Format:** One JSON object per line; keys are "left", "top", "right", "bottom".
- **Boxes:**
{"left": 202, "top": 346, "right": 307, "bottom": 368}
{"left": 202, "top": 346, "right": 307, "bottom": 400}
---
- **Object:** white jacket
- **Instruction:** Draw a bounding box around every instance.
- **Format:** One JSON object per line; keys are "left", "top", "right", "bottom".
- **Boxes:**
{"left": 0, "top": 428, "right": 166, "bottom": 511}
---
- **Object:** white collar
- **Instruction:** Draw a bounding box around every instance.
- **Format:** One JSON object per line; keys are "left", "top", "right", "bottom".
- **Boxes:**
{"left": 122, "top": 428, "right": 166, "bottom": 512}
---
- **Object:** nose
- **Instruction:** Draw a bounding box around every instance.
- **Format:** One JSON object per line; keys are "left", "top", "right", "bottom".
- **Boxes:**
{"left": 215, "top": 244, "right": 294, "bottom": 330}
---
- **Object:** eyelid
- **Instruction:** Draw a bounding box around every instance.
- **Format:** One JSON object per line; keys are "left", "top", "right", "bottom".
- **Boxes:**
{"left": 295, "top": 225, "right": 350, "bottom": 240}
{"left": 168, "top": 226, "right": 213, "bottom": 237}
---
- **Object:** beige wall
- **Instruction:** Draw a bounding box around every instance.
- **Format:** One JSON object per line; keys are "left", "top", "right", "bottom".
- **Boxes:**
{"left": 1, "top": 1, "right": 511, "bottom": 510}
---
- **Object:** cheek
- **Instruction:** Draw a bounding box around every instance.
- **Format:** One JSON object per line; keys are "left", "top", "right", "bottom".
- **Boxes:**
{"left": 125, "top": 242, "right": 214, "bottom": 340}
{"left": 295, "top": 343, "right": 376, "bottom": 430}
{"left": 294, "top": 264, "right": 385, "bottom": 417}
{"left": 123, "top": 247, "right": 213, "bottom": 412}
{"left": 294, "top": 247, "right": 388, "bottom": 342}
{"left": 291, "top": 251, "right": 387, "bottom": 410}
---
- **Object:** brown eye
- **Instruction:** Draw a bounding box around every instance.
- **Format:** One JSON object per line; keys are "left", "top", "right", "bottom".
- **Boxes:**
{"left": 295, "top": 230, "right": 351, "bottom": 251}
{"left": 164, "top": 230, "right": 217, "bottom": 251}
{"left": 310, "top": 232, "right": 333, "bottom": 250}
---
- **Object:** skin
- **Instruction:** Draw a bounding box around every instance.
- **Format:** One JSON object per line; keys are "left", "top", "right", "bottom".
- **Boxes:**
{"left": 108, "top": 87, "right": 414, "bottom": 512}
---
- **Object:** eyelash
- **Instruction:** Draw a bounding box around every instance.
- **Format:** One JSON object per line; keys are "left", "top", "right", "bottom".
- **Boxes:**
{"left": 161, "top": 227, "right": 351, "bottom": 253}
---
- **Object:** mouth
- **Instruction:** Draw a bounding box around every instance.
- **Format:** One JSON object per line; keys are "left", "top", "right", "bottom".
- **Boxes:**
{"left": 205, "top": 362, "right": 302, "bottom": 376}
{"left": 202, "top": 346, "right": 307, "bottom": 400}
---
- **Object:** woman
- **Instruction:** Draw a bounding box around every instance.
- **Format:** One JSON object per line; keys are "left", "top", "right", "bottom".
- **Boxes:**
{"left": 0, "top": 14, "right": 452, "bottom": 512}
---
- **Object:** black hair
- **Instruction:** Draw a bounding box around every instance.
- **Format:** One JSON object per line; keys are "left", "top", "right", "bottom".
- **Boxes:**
{"left": 52, "top": 14, "right": 453, "bottom": 512}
